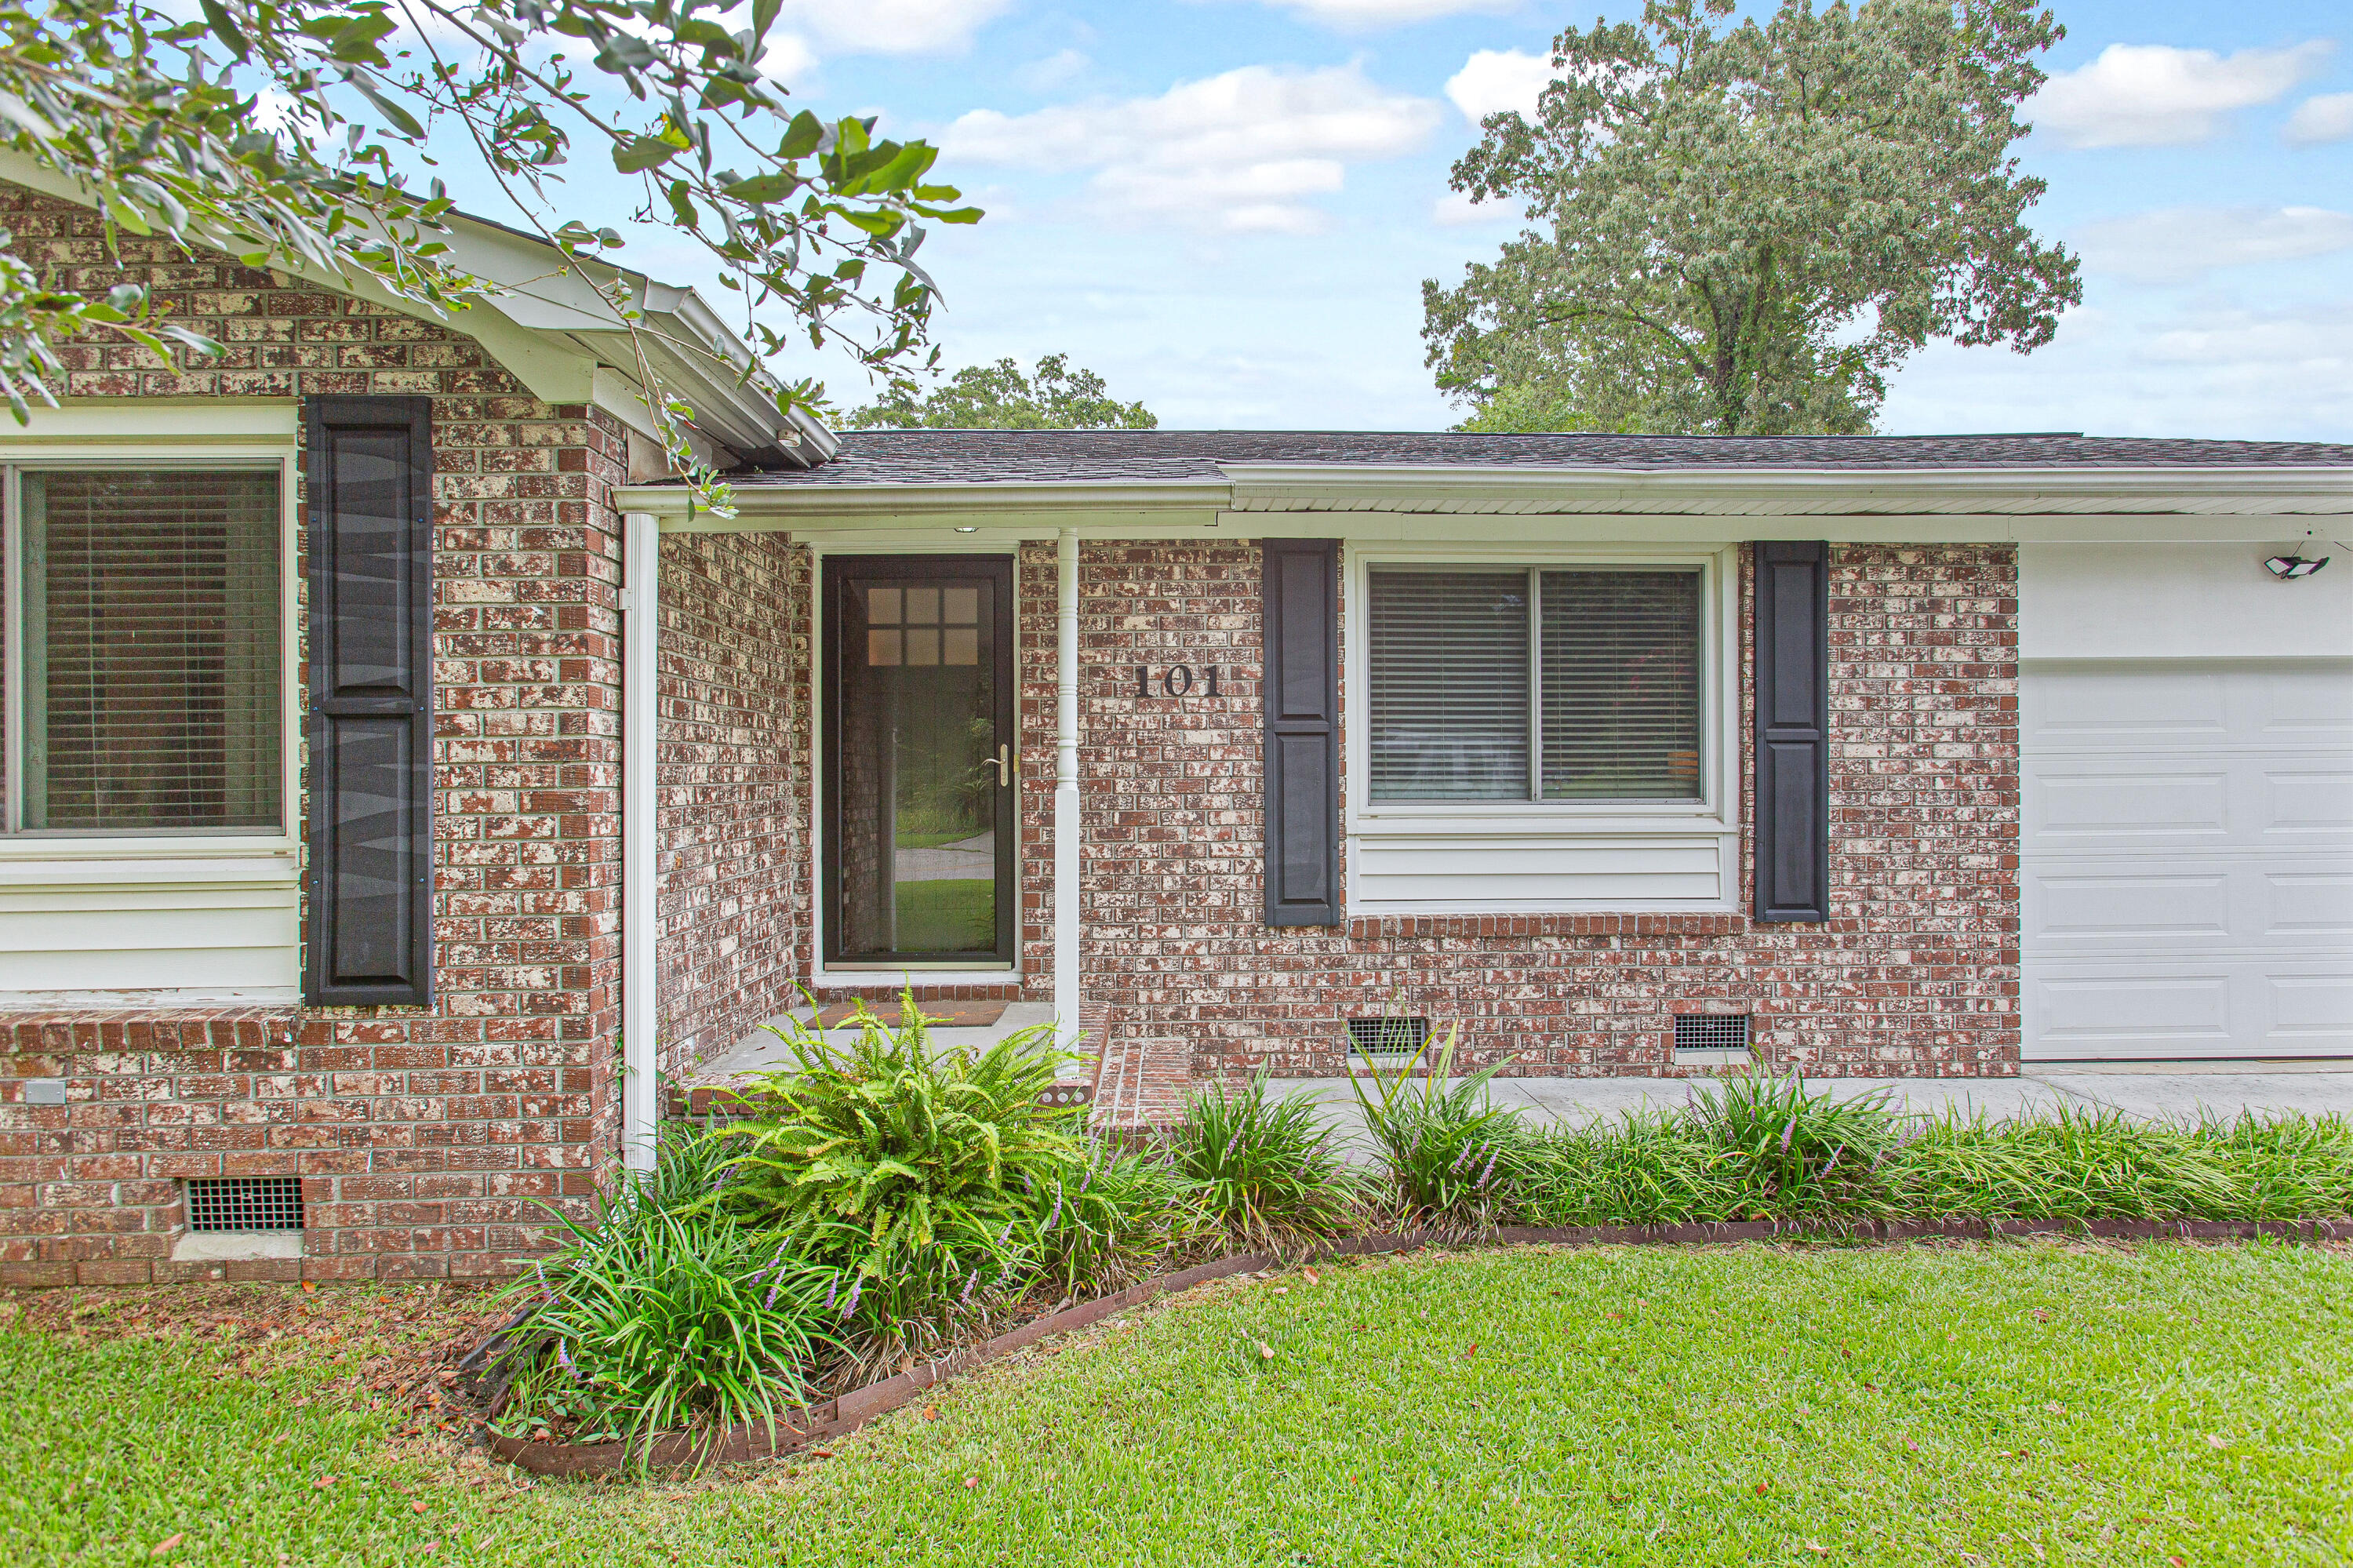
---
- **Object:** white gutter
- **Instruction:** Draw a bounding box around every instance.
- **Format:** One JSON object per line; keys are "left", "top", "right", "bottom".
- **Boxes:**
{"left": 621, "top": 510, "right": 661, "bottom": 1171}
{"left": 614, "top": 479, "right": 1231, "bottom": 524}
{"left": 1054, "top": 527, "right": 1082, "bottom": 1050}
{"left": 1217, "top": 462, "right": 2353, "bottom": 516}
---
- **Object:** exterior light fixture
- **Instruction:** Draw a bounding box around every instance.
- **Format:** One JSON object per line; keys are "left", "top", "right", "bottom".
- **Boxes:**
{"left": 955, "top": 526, "right": 978, "bottom": 533}
{"left": 2265, "top": 530, "right": 2336, "bottom": 580}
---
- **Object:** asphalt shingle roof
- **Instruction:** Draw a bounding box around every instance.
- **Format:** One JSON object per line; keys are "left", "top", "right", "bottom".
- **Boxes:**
{"left": 737, "top": 429, "right": 2353, "bottom": 486}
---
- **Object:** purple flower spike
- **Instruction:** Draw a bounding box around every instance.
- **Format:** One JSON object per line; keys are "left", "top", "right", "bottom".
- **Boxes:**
{"left": 1476, "top": 1148, "right": 1498, "bottom": 1190}
{"left": 1222, "top": 1127, "right": 1243, "bottom": 1164}
{"left": 841, "top": 1276, "right": 861, "bottom": 1320}
{"left": 960, "top": 1270, "right": 977, "bottom": 1308}
{"left": 1780, "top": 1115, "right": 1797, "bottom": 1155}
{"left": 824, "top": 1275, "right": 838, "bottom": 1312}
{"left": 996, "top": 1216, "right": 1016, "bottom": 1247}
{"left": 558, "top": 1341, "right": 577, "bottom": 1380}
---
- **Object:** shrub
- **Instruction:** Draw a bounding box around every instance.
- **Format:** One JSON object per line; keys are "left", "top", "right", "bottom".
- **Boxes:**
{"left": 2195, "top": 1112, "right": 2353, "bottom": 1219}
{"left": 1031, "top": 1141, "right": 1205, "bottom": 1297}
{"left": 1511, "top": 1111, "right": 1744, "bottom": 1227}
{"left": 501, "top": 1167, "right": 837, "bottom": 1466}
{"left": 1171, "top": 1074, "right": 1358, "bottom": 1246}
{"left": 1684, "top": 1071, "right": 1898, "bottom": 1217}
{"left": 714, "top": 995, "right": 1090, "bottom": 1359}
{"left": 1346, "top": 1024, "right": 1530, "bottom": 1228}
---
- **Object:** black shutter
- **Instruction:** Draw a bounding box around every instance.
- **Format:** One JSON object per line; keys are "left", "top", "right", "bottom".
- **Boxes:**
{"left": 304, "top": 397, "right": 435, "bottom": 1005}
{"left": 1753, "top": 540, "right": 1829, "bottom": 922}
{"left": 1263, "top": 538, "right": 1340, "bottom": 926}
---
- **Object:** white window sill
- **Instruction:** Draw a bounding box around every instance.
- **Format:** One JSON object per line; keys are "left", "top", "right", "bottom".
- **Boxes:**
{"left": 0, "top": 987, "right": 297, "bottom": 1012}
{"left": 0, "top": 853, "right": 299, "bottom": 889}
{"left": 1351, "top": 808, "right": 1731, "bottom": 838}
{"left": 173, "top": 1231, "right": 303, "bottom": 1263}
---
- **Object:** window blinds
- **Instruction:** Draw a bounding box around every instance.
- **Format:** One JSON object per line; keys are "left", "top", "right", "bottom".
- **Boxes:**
{"left": 1540, "top": 569, "right": 1702, "bottom": 799}
{"left": 1368, "top": 566, "right": 1701, "bottom": 803}
{"left": 1368, "top": 569, "right": 1529, "bottom": 802}
{"left": 17, "top": 469, "right": 282, "bottom": 831}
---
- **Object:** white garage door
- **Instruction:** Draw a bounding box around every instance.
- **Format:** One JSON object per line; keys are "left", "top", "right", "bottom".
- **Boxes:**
{"left": 2022, "top": 660, "right": 2353, "bottom": 1060}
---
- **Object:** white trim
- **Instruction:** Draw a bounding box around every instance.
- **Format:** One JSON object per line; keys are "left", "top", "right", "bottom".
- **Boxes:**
{"left": 1053, "top": 527, "right": 1081, "bottom": 1046}
{"left": 6, "top": 401, "right": 300, "bottom": 441}
{"left": 0, "top": 443, "right": 301, "bottom": 863}
{"left": 1343, "top": 540, "right": 1741, "bottom": 915}
{"left": 1221, "top": 462, "right": 2353, "bottom": 516}
{"left": 621, "top": 511, "right": 660, "bottom": 1173}
{"left": 802, "top": 538, "right": 1023, "bottom": 986}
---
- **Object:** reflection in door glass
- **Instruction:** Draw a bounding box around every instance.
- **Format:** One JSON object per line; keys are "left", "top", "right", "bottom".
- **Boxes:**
{"left": 839, "top": 577, "right": 998, "bottom": 955}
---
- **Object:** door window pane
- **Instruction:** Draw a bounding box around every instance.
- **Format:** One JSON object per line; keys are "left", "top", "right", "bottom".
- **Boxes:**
{"left": 837, "top": 573, "right": 1004, "bottom": 958}
{"left": 18, "top": 469, "right": 282, "bottom": 831}
{"left": 1367, "top": 569, "right": 1529, "bottom": 801}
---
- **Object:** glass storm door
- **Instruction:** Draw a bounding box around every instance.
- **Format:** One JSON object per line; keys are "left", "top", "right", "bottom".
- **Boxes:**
{"left": 823, "top": 556, "right": 1016, "bottom": 966}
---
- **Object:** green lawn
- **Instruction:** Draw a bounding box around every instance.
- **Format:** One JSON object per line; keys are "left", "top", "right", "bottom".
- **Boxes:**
{"left": 7, "top": 1242, "right": 2350, "bottom": 1566}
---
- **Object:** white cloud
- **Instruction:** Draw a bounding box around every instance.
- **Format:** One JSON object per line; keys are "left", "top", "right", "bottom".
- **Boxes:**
{"left": 2286, "top": 91, "right": 2353, "bottom": 147}
{"left": 1431, "top": 189, "right": 1522, "bottom": 226}
{"left": 945, "top": 64, "right": 1442, "bottom": 235}
{"left": 1017, "top": 49, "right": 1092, "bottom": 92}
{"left": 769, "top": 0, "right": 1009, "bottom": 55}
{"left": 1445, "top": 49, "right": 1555, "bottom": 123}
{"left": 759, "top": 33, "right": 819, "bottom": 84}
{"left": 2076, "top": 206, "right": 2353, "bottom": 284}
{"left": 2028, "top": 41, "right": 2335, "bottom": 148}
{"left": 1252, "top": 0, "right": 1515, "bottom": 27}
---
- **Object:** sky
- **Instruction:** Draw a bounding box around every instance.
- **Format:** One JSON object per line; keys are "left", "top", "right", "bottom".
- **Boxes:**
{"left": 488, "top": 1, "right": 2353, "bottom": 438}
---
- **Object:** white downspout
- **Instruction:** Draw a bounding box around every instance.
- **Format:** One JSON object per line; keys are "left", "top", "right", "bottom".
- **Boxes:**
{"left": 1053, "top": 527, "right": 1082, "bottom": 1048}
{"left": 621, "top": 509, "right": 660, "bottom": 1172}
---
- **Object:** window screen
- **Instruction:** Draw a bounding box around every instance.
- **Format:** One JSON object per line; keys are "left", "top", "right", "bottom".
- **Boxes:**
{"left": 16, "top": 469, "right": 282, "bottom": 831}
{"left": 1368, "top": 564, "right": 1702, "bottom": 803}
{"left": 1367, "top": 569, "right": 1528, "bottom": 801}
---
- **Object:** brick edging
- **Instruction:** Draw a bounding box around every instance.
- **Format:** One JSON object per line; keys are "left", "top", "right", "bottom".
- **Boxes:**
{"left": 476, "top": 1215, "right": 2349, "bottom": 1477}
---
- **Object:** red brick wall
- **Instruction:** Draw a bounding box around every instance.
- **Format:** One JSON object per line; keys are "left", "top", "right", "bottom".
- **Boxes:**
{"left": 653, "top": 532, "right": 810, "bottom": 1069}
{"left": 1075, "top": 539, "right": 2019, "bottom": 1081}
{"left": 0, "top": 185, "right": 625, "bottom": 1285}
{"left": 645, "top": 536, "right": 2017, "bottom": 1086}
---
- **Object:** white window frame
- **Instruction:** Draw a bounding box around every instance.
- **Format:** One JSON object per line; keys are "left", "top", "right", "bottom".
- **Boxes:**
{"left": 1344, "top": 541, "right": 1741, "bottom": 915}
{"left": 1, "top": 438, "right": 301, "bottom": 868}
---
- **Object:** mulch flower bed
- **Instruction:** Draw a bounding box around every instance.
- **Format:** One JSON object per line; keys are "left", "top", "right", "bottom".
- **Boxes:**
{"left": 464, "top": 1214, "right": 2353, "bottom": 1479}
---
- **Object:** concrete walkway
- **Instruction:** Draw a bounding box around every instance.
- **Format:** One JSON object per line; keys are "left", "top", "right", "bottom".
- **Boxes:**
{"left": 1278, "top": 1060, "right": 2353, "bottom": 1141}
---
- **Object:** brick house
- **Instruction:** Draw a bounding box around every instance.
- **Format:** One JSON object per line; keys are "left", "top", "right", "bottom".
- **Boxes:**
{"left": 4, "top": 166, "right": 2351, "bottom": 1284}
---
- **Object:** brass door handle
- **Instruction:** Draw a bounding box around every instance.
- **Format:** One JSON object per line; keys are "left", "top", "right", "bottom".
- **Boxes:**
{"left": 989, "top": 744, "right": 1013, "bottom": 787}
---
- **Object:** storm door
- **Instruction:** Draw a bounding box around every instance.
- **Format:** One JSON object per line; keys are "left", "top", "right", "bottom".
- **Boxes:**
{"left": 822, "top": 556, "right": 1016, "bottom": 967}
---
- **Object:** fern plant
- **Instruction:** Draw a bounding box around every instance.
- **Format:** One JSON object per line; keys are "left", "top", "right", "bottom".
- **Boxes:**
{"left": 715, "top": 994, "right": 1089, "bottom": 1358}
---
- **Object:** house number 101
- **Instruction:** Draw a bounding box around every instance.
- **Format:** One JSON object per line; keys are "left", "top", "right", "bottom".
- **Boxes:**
{"left": 1134, "top": 664, "right": 1220, "bottom": 697}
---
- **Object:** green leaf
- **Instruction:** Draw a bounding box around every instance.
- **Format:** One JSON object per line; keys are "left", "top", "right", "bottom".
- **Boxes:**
{"left": 751, "top": 0, "right": 784, "bottom": 45}
{"left": 720, "top": 172, "right": 799, "bottom": 206}
{"left": 613, "top": 136, "right": 683, "bottom": 173}
{"left": 776, "top": 110, "right": 824, "bottom": 161}
{"left": 197, "top": 0, "right": 251, "bottom": 63}
{"left": 341, "top": 71, "right": 426, "bottom": 140}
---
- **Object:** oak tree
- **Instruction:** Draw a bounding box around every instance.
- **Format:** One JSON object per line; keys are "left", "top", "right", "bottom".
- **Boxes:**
{"left": 0, "top": 0, "right": 980, "bottom": 496}
{"left": 847, "top": 353, "right": 1156, "bottom": 430}
{"left": 1423, "top": 0, "right": 2081, "bottom": 435}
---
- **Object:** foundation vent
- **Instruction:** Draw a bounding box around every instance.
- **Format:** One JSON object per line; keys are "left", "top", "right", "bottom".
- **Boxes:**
{"left": 1673, "top": 1013, "right": 1752, "bottom": 1063}
{"left": 186, "top": 1177, "right": 304, "bottom": 1233}
{"left": 1347, "top": 1016, "right": 1430, "bottom": 1064}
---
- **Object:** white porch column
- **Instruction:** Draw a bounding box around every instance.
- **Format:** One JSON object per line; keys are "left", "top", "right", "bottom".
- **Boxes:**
{"left": 1053, "top": 526, "right": 1082, "bottom": 1046}
{"left": 620, "top": 509, "right": 660, "bottom": 1171}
